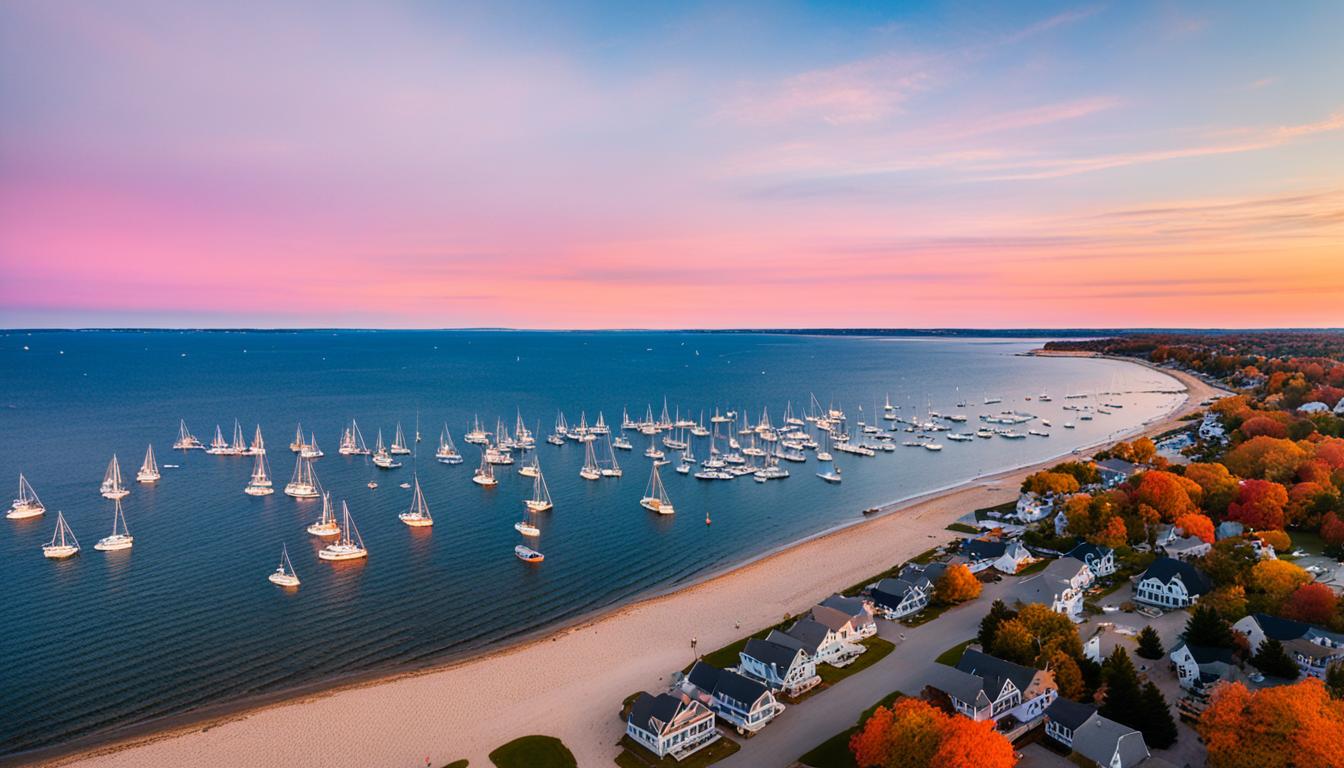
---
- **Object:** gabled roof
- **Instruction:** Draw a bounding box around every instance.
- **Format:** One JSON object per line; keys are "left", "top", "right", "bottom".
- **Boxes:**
{"left": 819, "top": 594, "right": 870, "bottom": 622}
{"left": 1072, "top": 716, "right": 1148, "bottom": 767}
{"left": 743, "top": 637, "right": 805, "bottom": 670}
{"left": 629, "top": 692, "right": 696, "bottom": 736}
{"left": 686, "top": 661, "right": 769, "bottom": 708}
{"left": 1065, "top": 542, "right": 1113, "bottom": 563}
{"left": 808, "top": 604, "right": 856, "bottom": 633}
{"left": 1248, "top": 612, "right": 1344, "bottom": 646}
{"left": 1165, "top": 535, "right": 1209, "bottom": 553}
{"left": 1140, "top": 556, "right": 1212, "bottom": 595}
{"left": 1173, "top": 642, "right": 1235, "bottom": 665}
{"left": 872, "top": 577, "right": 923, "bottom": 610}
{"left": 784, "top": 619, "right": 833, "bottom": 654}
{"left": 924, "top": 664, "right": 992, "bottom": 706}
{"left": 1096, "top": 458, "right": 1138, "bottom": 476}
{"left": 1039, "top": 557, "right": 1089, "bottom": 582}
{"left": 1044, "top": 697, "right": 1097, "bottom": 731}
{"left": 954, "top": 649, "right": 1037, "bottom": 699}
{"left": 962, "top": 538, "right": 1007, "bottom": 560}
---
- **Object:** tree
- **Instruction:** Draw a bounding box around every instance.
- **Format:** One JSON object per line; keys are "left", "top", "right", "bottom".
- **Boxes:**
{"left": 1064, "top": 493, "right": 1095, "bottom": 536}
{"left": 1139, "top": 681, "right": 1179, "bottom": 749}
{"left": 1016, "top": 603, "right": 1084, "bottom": 664}
{"left": 931, "top": 714, "right": 1018, "bottom": 768}
{"left": 1227, "top": 479, "right": 1290, "bottom": 531}
{"left": 1090, "top": 516, "right": 1128, "bottom": 548}
{"left": 1133, "top": 470, "right": 1201, "bottom": 521}
{"left": 1201, "top": 585, "right": 1250, "bottom": 622}
{"left": 1174, "top": 512, "right": 1215, "bottom": 543}
{"left": 1327, "top": 663, "right": 1344, "bottom": 700}
{"left": 1241, "top": 415, "right": 1290, "bottom": 439}
{"left": 1324, "top": 513, "right": 1344, "bottom": 550}
{"left": 1136, "top": 626, "right": 1165, "bottom": 659}
{"left": 1185, "top": 462, "right": 1240, "bottom": 516}
{"left": 1099, "top": 647, "right": 1144, "bottom": 729}
{"left": 1252, "top": 638, "right": 1301, "bottom": 680}
{"left": 1201, "top": 538, "right": 1260, "bottom": 588}
{"left": 1198, "top": 680, "right": 1344, "bottom": 767}
{"left": 1282, "top": 582, "right": 1338, "bottom": 626}
{"left": 1256, "top": 529, "right": 1292, "bottom": 553}
{"left": 1050, "top": 460, "right": 1100, "bottom": 486}
{"left": 990, "top": 619, "right": 1034, "bottom": 666}
{"left": 977, "top": 600, "right": 1015, "bottom": 650}
{"left": 934, "top": 563, "right": 981, "bottom": 605}
{"left": 1184, "top": 604, "right": 1236, "bottom": 649}
{"left": 1021, "top": 471, "right": 1080, "bottom": 496}
{"left": 1224, "top": 436, "right": 1309, "bottom": 483}
{"left": 1248, "top": 559, "right": 1312, "bottom": 611}
{"left": 1047, "top": 650, "right": 1086, "bottom": 700}
{"left": 850, "top": 698, "right": 1015, "bottom": 768}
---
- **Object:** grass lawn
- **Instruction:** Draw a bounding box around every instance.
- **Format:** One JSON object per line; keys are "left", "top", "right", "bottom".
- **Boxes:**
{"left": 1015, "top": 558, "right": 1051, "bottom": 576}
{"left": 946, "top": 522, "right": 980, "bottom": 534}
{"left": 614, "top": 734, "right": 740, "bottom": 768}
{"left": 935, "top": 638, "right": 975, "bottom": 666}
{"left": 900, "top": 601, "right": 955, "bottom": 627}
{"left": 973, "top": 501, "right": 1016, "bottom": 522}
{"left": 796, "top": 691, "right": 906, "bottom": 768}
{"left": 488, "top": 735, "right": 576, "bottom": 768}
{"left": 818, "top": 637, "right": 895, "bottom": 685}
{"left": 689, "top": 617, "right": 794, "bottom": 673}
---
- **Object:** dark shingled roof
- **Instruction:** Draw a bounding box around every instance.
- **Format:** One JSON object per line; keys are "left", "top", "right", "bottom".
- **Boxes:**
{"left": 1045, "top": 697, "right": 1097, "bottom": 731}
{"left": 1071, "top": 715, "right": 1149, "bottom": 768}
{"left": 961, "top": 538, "right": 1007, "bottom": 560}
{"left": 1141, "top": 556, "right": 1212, "bottom": 596}
{"left": 784, "top": 619, "right": 832, "bottom": 655}
{"left": 871, "top": 577, "right": 921, "bottom": 610}
{"left": 1252, "top": 612, "right": 1314, "bottom": 642}
{"left": 1065, "top": 542, "right": 1112, "bottom": 564}
{"left": 742, "top": 637, "right": 804, "bottom": 670}
{"left": 1181, "top": 643, "right": 1235, "bottom": 665}
{"left": 629, "top": 692, "right": 685, "bottom": 735}
{"left": 954, "top": 649, "right": 1037, "bottom": 700}
{"left": 686, "top": 661, "right": 769, "bottom": 708}
{"left": 1096, "top": 458, "right": 1139, "bottom": 476}
{"left": 819, "top": 594, "right": 869, "bottom": 619}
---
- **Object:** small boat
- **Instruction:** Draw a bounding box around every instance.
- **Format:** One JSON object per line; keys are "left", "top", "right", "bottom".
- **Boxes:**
{"left": 245, "top": 449, "right": 275, "bottom": 496}
{"left": 284, "top": 456, "right": 322, "bottom": 498}
{"left": 923, "top": 442, "right": 943, "bottom": 452}
{"left": 1063, "top": 422, "right": 1076, "bottom": 429}
{"left": 473, "top": 449, "right": 498, "bottom": 487}
{"left": 515, "top": 544, "right": 544, "bottom": 563}
{"left": 640, "top": 463, "right": 675, "bottom": 515}
{"left": 100, "top": 455, "right": 130, "bottom": 500}
{"left": 307, "top": 492, "right": 341, "bottom": 536}
{"left": 94, "top": 498, "right": 134, "bottom": 551}
{"left": 514, "top": 519, "right": 541, "bottom": 537}
{"left": 268, "top": 543, "right": 300, "bottom": 588}
{"left": 7, "top": 473, "right": 46, "bottom": 519}
{"left": 247, "top": 424, "right": 267, "bottom": 456}
{"left": 318, "top": 501, "right": 367, "bottom": 560}
{"left": 399, "top": 481, "right": 411, "bottom": 489}
{"left": 367, "top": 481, "right": 378, "bottom": 489}
{"left": 390, "top": 423, "right": 412, "bottom": 455}
{"left": 290, "top": 423, "right": 306, "bottom": 453}
{"left": 42, "top": 511, "right": 80, "bottom": 559}
{"left": 338, "top": 419, "right": 371, "bottom": 455}
{"left": 1028, "top": 430, "right": 1051, "bottom": 437}
{"left": 817, "top": 466, "right": 842, "bottom": 483}
{"left": 580, "top": 439, "right": 601, "bottom": 480}
{"left": 372, "top": 430, "right": 402, "bottom": 469}
{"left": 525, "top": 463, "right": 553, "bottom": 513}
{"left": 519, "top": 455, "right": 540, "bottom": 478}
{"left": 435, "top": 424, "right": 464, "bottom": 464}
{"left": 301, "top": 432, "right": 324, "bottom": 459}
{"left": 173, "top": 419, "right": 204, "bottom": 450}
{"left": 612, "top": 434, "right": 633, "bottom": 450}
{"left": 398, "top": 475, "right": 433, "bottom": 527}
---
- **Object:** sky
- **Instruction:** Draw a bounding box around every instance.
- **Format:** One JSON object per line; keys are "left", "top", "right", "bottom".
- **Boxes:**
{"left": 1, "top": 1, "right": 1342, "bottom": 329}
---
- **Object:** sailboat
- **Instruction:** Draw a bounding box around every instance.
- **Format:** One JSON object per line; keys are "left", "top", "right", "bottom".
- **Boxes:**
{"left": 207, "top": 424, "right": 230, "bottom": 454}
{"left": 399, "top": 475, "right": 433, "bottom": 527}
{"left": 284, "top": 456, "right": 321, "bottom": 498}
{"left": 372, "top": 430, "right": 401, "bottom": 469}
{"left": 301, "top": 432, "right": 324, "bottom": 459}
{"left": 524, "top": 463, "right": 553, "bottom": 513}
{"left": 136, "top": 444, "right": 161, "bottom": 483}
{"left": 644, "top": 434, "right": 665, "bottom": 461}
{"left": 245, "top": 448, "right": 275, "bottom": 496}
{"left": 436, "top": 424, "right": 464, "bottom": 464}
{"left": 7, "top": 474, "right": 45, "bottom": 519}
{"left": 515, "top": 544, "right": 544, "bottom": 563}
{"left": 173, "top": 419, "right": 203, "bottom": 450}
{"left": 268, "top": 544, "right": 300, "bottom": 588}
{"left": 390, "top": 423, "right": 412, "bottom": 455}
{"left": 338, "top": 419, "right": 371, "bottom": 455}
{"left": 640, "top": 463, "right": 675, "bottom": 515}
{"left": 464, "top": 415, "right": 490, "bottom": 445}
{"left": 519, "top": 454, "right": 540, "bottom": 478}
{"left": 307, "top": 492, "right": 341, "bottom": 536}
{"left": 290, "top": 423, "right": 306, "bottom": 452}
{"left": 580, "top": 439, "right": 601, "bottom": 480}
{"left": 473, "top": 448, "right": 498, "bottom": 487}
{"left": 94, "top": 498, "right": 134, "bottom": 550}
{"left": 231, "top": 420, "right": 248, "bottom": 455}
{"left": 816, "top": 464, "right": 843, "bottom": 484}
{"left": 599, "top": 435, "right": 622, "bottom": 477}
{"left": 247, "top": 425, "right": 267, "bottom": 456}
{"left": 42, "top": 511, "right": 80, "bottom": 559}
{"left": 318, "top": 501, "right": 367, "bottom": 560}
{"left": 100, "top": 455, "right": 130, "bottom": 500}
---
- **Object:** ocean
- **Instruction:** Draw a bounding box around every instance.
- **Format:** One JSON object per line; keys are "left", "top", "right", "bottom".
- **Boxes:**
{"left": 0, "top": 330, "right": 1183, "bottom": 757}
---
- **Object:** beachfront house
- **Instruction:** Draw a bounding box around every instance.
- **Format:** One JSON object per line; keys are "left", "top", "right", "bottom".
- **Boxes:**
{"left": 1065, "top": 542, "right": 1116, "bottom": 578}
{"left": 738, "top": 638, "right": 819, "bottom": 696}
{"left": 626, "top": 692, "right": 719, "bottom": 760}
{"left": 1015, "top": 492, "right": 1055, "bottom": 522}
{"left": 1162, "top": 535, "right": 1212, "bottom": 561}
{"left": 1018, "top": 558, "right": 1094, "bottom": 619}
{"left": 679, "top": 661, "right": 784, "bottom": 733}
{"left": 1044, "top": 697, "right": 1098, "bottom": 749}
{"left": 1096, "top": 458, "right": 1139, "bottom": 488}
{"left": 1071, "top": 714, "right": 1151, "bottom": 768}
{"left": 1233, "top": 613, "right": 1344, "bottom": 679}
{"left": 813, "top": 595, "right": 878, "bottom": 639}
{"left": 1298, "top": 401, "right": 1332, "bottom": 415}
{"left": 870, "top": 563, "right": 948, "bottom": 619}
{"left": 1135, "top": 557, "right": 1211, "bottom": 609}
{"left": 961, "top": 538, "right": 1032, "bottom": 574}
{"left": 1154, "top": 524, "right": 1178, "bottom": 548}
{"left": 924, "top": 649, "right": 1058, "bottom": 724}
{"left": 1170, "top": 641, "right": 1238, "bottom": 690}
{"left": 768, "top": 615, "right": 865, "bottom": 668}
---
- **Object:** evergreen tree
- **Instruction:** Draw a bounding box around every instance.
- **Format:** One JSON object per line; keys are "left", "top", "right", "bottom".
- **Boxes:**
{"left": 1252, "top": 638, "right": 1301, "bottom": 680}
{"left": 977, "top": 600, "right": 1016, "bottom": 650}
{"left": 1184, "top": 604, "right": 1235, "bottom": 649}
{"left": 1099, "top": 647, "right": 1144, "bottom": 729}
{"left": 1139, "top": 681, "right": 1179, "bottom": 748}
{"left": 1326, "top": 663, "right": 1344, "bottom": 700}
{"left": 1136, "top": 626, "right": 1165, "bottom": 659}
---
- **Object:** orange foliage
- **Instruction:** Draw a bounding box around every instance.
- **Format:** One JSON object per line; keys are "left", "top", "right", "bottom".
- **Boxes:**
{"left": 1249, "top": 559, "right": 1312, "bottom": 605}
{"left": 1241, "top": 415, "right": 1289, "bottom": 439}
{"left": 1175, "top": 513, "right": 1215, "bottom": 543}
{"left": 1224, "top": 437, "right": 1308, "bottom": 483}
{"left": 1227, "top": 479, "right": 1289, "bottom": 531}
{"left": 1282, "top": 583, "right": 1338, "bottom": 626}
{"left": 935, "top": 563, "right": 982, "bottom": 604}
{"left": 1324, "top": 513, "right": 1344, "bottom": 548}
{"left": 1133, "top": 470, "right": 1201, "bottom": 521}
{"left": 1198, "top": 678, "right": 1344, "bottom": 768}
{"left": 850, "top": 698, "right": 1015, "bottom": 768}
{"left": 1090, "top": 516, "right": 1128, "bottom": 548}
{"left": 1317, "top": 438, "right": 1344, "bottom": 470}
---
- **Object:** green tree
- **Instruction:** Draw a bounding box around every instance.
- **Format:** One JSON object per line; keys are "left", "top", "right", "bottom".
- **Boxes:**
{"left": 1326, "top": 663, "right": 1344, "bottom": 700}
{"left": 1184, "top": 604, "right": 1236, "bottom": 649}
{"left": 977, "top": 600, "right": 1015, "bottom": 651}
{"left": 1252, "top": 638, "right": 1301, "bottom": 680}
{"left": 1099, "top": 647, "right": 1144, "bottom": 729}
{"left": 1139, "top": 681, "right": 1179, "bottom": 748}
{"left": 1136, "top": 626, "right": 1165, "bottom": 660}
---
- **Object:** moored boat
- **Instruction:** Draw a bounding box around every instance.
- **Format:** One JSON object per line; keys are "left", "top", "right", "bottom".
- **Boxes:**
{"left": 8, "top": 473, "right": 46, "bottom": 519}
{"left": 94, "top": 498, "right": 134, "bottom": 551}
{"left": 42, "top": 511, "right": 80, "bottom": 559}
{"left": 318, "top": 501, "right": 367, "bottom": 560}
{"left": 268, "top": 543, "right": 300, "bottom": 587}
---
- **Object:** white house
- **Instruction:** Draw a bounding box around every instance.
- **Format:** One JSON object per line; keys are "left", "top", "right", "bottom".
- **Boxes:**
{"left": 1071, "top": 715, "right": 1151, "bottom": 768}
{"left": 1015, "top": 492, "right": 1055, "bottom": 522}
{"left": 1065, "top": 542, "right": 1116, "bottom": 578}
{"left": 1044, "top": 697, "right": 1098, "bottom": 749}
{"left": 1135, "top": 557, "right": 1211, "bottom": 609}
{"left": 1019, "top": 558, "right": 1094, "bottom": 619}
{"left": 1162, "top": 535, "right": 1212, "bottom": 561}
{"left": 1199, "top": 412, "right": 1227, "bottom": 442}
{"left": 626, "top": 692, "right": 719, "bottom": 760}
{"left": 738, "top": 637, "right": 819, "bottom": 696}
{"left": 1233, "top": 613, "right": 1344, "bottom": 679}
{"left": 962, "top": 538, "right": 1032, "bottom": 574}
{"left": 870, "top": 563, "right": 948, "bottom": 619}
{"left": 1096, "top": 458, "right": 1139, "bottom": 488}
{"left": 1298, "top": 401, "right": 1332, "bottom": 415}
{"left": 1170, "top": 641, "right": 1238, "bottom": 690}
{"left": 813, "top": 595, "right": 878, "bottom": 640}
{"left": 768, "top": 616, "right": 865, "bottom": 668}
{"left": 925, "top": 649, "right": 1058, "bottom": 724}
{"left": 680, "top": 662, "right": 784, "bottom": 733}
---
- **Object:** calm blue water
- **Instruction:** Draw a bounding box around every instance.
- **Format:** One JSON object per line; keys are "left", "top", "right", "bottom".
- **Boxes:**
{"left": 0, "top": 331, "right": 1182, "bottom": 757}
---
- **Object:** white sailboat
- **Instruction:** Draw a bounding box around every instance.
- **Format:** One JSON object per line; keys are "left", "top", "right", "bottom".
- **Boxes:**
{"left": 525, "top": 463, "right": 553, "bottom": 513}
{"left": 307, "top": 492, "right": 341, "bottom": 536}
{"left": 639, "top": 463, "right": 675, "bottom": 515}
{"left": 398, "top": 475, "right": 433, "bottom": 527}
{"left": 318, "top": 501, "right": 367, "bottom": 561}
{"left": 231, "top": 420, "right": 248, "bottom": 454}
{"left": 519, "top": 454, "right": 540, "bottom": 478}
{"left": 301, "top": 432, "right": 324, "bottom": 459}
{"left": 580, "top": 439, "right": 601, "bottom": 480}
{"left": 7, "top": 473, "right": 45, "bottom": 519}
{"left": 600, "top": 435, "right": 623, "bottom": 477}
{"left": 245, "top": 449, "right": 275, "bottom": 496}
{"left": 42, "top": 511, "right": 80, "bottom": 559}
{"left": 339, "top": 419, "right": 371, "bottom": 455}
{"left": 268, "top": 543, "right": 300, "bottom": 587}
{"left": 94, "top": 498, "right": 134, "bottom": 550}
{"left": 206, "top": 424, "right": 229, "bottom": 454}
{"left": 390, "top": 423, "right": 412, "bottom": 455}
{"left": 136, "top": 444, "right": 161, "bottom": 483}
{"left": 173, "top": 419, "right": 204, "bottom": 450}
{"left": 284, "top": 455, "right": 322, "bottom": 498}
{"left": 290, "top": 423, "right": 306, "bottom": 452}
{"left": 100, "top": 455, "right": 129, "bottom": 500}
{"left": 247, "top": 424, "right": 267, "bottom": 456}
{"left": 464, "top": 415, "right": 490, "bottom": 445}
{"left": 436, "top": 424, "right": 463, "bottom": 464}
{"left": 473, "top": 448, "right": 498, "bottom": 487}
{"left": 372, "top": 430, "right": 401, "bottom": 469}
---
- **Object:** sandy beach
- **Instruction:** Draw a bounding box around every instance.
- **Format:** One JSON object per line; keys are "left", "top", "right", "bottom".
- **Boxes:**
{"left": 34, "top": 360, "right": 1223, "bottom": 768}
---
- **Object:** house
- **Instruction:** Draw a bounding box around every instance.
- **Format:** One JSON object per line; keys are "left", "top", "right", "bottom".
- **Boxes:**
{"left": 1232, "top": 613, "right": 1344, "bottom": 679}
{"left": 626, "top": 692, "right": 719, "bottom": 759}
{"left": 1015, "top": 492, "right": 1055, "bottom": 522}
{"left": 1162, "top": 535, "right": 1212, "bottom": 561}
{"left": 1170, "top": 642, "right": 1237, "bottom": 690}
{"left": 958, "top": 537, "right": 1031, "bottom": 574}
{"left": 1153, "top": 524, "right": 1178, "bottom": 548}
{"left": 1096, "top": 458, "right": 1139, "bottom": 487}
{"left": 1135, "top": 557, "right": 1211, "bottom": 609}
{"left": 1071, "top": 714, "right": 1151, "bottom": 768}
{"left": 1044, "top": 697, "right": 1098, "bottom": 748}
{"left": 738, "top": 638, "right": 819, "bottom": 696}
{"left": 1198, "top": 412, "right": 1227, "bottom": 442}
{"left": 925, "top": 648, "right": 1058, "bottom": 724}
{"left": 1019, "top": 558, "right": 1094, "bottom": 618}
{"left": 1054, "top": 509, "right": 1071, "bottom": 537}
{"left": 679, "top": 662, "right": 784, "bottom": 733}
{"left": 770, "top": 615, "right": 865, "bottom": 668}
{"left": 870, "top": 563, "right": 947, "bottom": 619}
{"left": 1066, "top": 542, "right": 1116, "bottom": 578}
{"left": 813, "top": 595, "right": 877, "bottom": 640}
{"left": 1298, "top": 401, "right": 1332, "bottom": 415}
{"left": 1335, "top": 397, "right": 1344, "bottom": 416}
{"left": 1215, "top": 521, "right": 1244, "bottom": 541}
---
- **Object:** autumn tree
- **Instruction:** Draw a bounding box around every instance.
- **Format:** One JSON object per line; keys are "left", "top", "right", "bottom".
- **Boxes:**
{"left": 1252, "top": 638, "right": 1301, "bottom": 680}
{"left": 977, "top": 600, "right": 1015, "bottom": 651}
{"left": 934, "top": 563, "right": 981, "bottom": 605}
{"left": 1049, "top": 460, "right": 1101, "bottom": 486}
{"left": 1174, "top": 512, "right": 1215, "bottom": 543}
{"left": 1090, "top": 516, "right": 1129, "bottom": 548}
{"left": 990, "top": 619, "right": 1035, "bottom": 666}
{"left": 1136, "top": 626, "right": 1165, "bottom": 659}
{"left": 1047, "top": 650, "right": 1086, "bottom": 701}
{"left": 1227, "top": 479, "right": 1290, "bottom": 531}
{"left": 1324, "top": 513, "right": 1344, "bottom": 551}
{"left": 1111, "top": 437, "right": 1157, "bottom": 464}
{"left": 1016, "top": 603, "right": 1084, "bottom": 664}
{"left": 1185, "top": 462, "right": 1241, "bottom": 516}
{"left": 1328, "top": 663, "right": 1344, "bottom": 700}
{"left": 931, "top": 713, "right": 1018, "bottom": 768}
{"left": 1241, "top": 415, "right": 1289, "bottom": 439}
{"left": 1201, "top": 585, "right": 1250, "bottom": 622}
{"left": 1200, "top": 538, "right": 1260, "bottom": 588}
{"left": 850, "top": 698, "right": 1015, "bottom": 768}
{"left": 1021, "top": 470, "right": 1080, "bottom": 496}
{"left": 1224, "top": 436, "right": 1309, "bottom": 483}
{"left": 1248, "top": 559, "right": 1312, "bottom": 612}
{"left": 1184, "top": 604, "right": 1236, "bottom": 649}
{"left": 1282, "top": 583, "right": 1337, "bottom": 626}
{"left": 1133, "top": 470, "right": 1201, "bottom": 521}
{"left": 1198, "top": 680, "right": 1344, "bottom": 768}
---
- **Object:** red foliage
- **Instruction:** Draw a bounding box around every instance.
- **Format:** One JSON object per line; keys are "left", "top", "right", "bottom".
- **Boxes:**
{"left": 1317, "top": 438, "right": 1344, "bottom": 470}
{"left": 1298, "top": 460, "right": 1334, "bottom": 485}
{"left": 1323, "top": 513, "right": 1344, "bottom": 548}
{"left": 1282, "top": 583, "right": 1338, "bottom": 626}
{"left": 1132, "top": 470, "right": 1201, "bottom": 522}
{"left": 1241, "top": 415, "right": 1289, "bottom": 439}
{"left": 1175, "top": 513, "right": 1216, "bottom": 543}
{"left": 850, "top": 698, "right": 1015, "bottom": 768}
{"left": 1226, "top": 479, "right": 1289, "bottom": 531}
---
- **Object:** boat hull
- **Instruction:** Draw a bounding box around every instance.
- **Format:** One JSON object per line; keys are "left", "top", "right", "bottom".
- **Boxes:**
{"left": 43, "top": 545, "right": 79, "bottom": 559}
{"left": 268, "top": 573, "right": 300, "bottom": 587}
{"left": 514, "top": 522, "right": 540, "bottom": 536}
{"left": 101, "top": 489, "right": 130, "bottom": 500}
{"left": 640, "top": 498, "right": 674, "bottom": 515}
{"left": 285, "top": 485, "right": 320, "bottom": 498}
{"left": 307, "top": 523, "right": 340, "bottom": 537}
{"left": 399, "top": 514, "right": 433, "bottom": 527}
{"left": 7, "top": 505, "right": 44, "bottom": 519}
{"left": 136, "top": 473, "right": 160, "bottom": 483}
{"left": 318, "top": 547, "right": 367, "bottom": 561}
{"left": 245, "top": 486, "right": 275, "bottom": 496}
{"left": 472, "top": 475, "right": 497, "bottom": 487}
{"left": 94, "top": 536, "right": 134, "bottom": 551}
